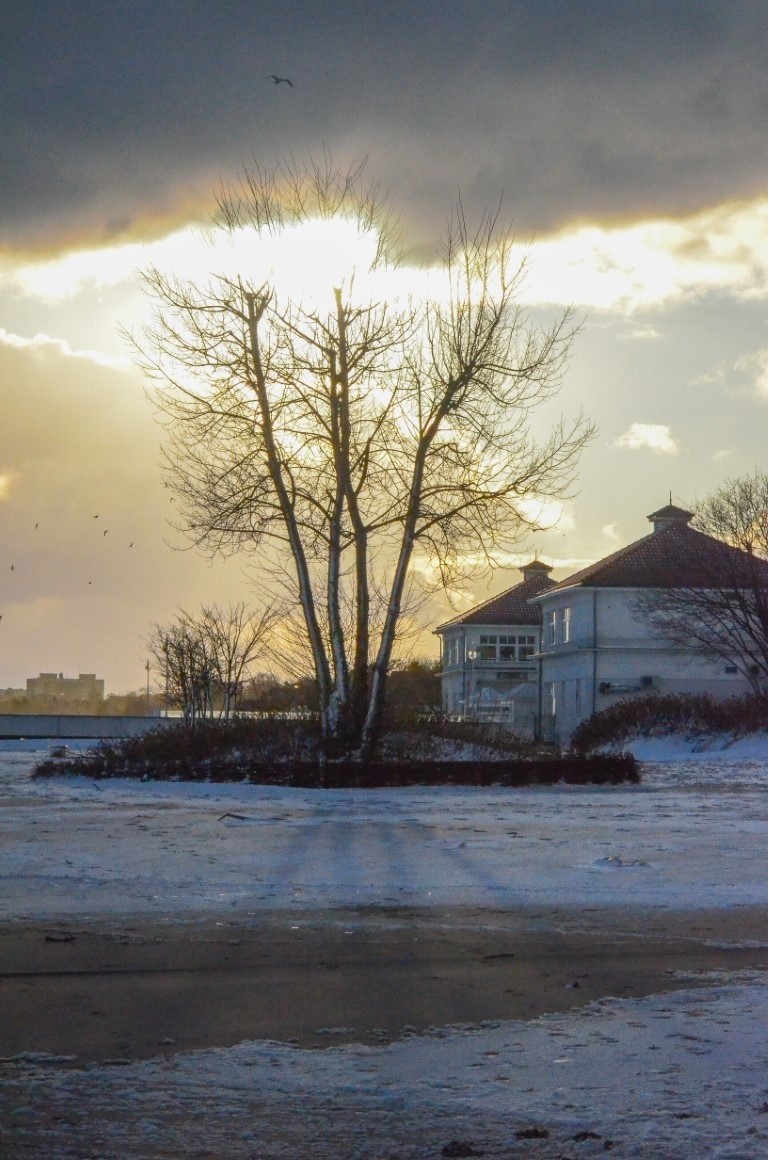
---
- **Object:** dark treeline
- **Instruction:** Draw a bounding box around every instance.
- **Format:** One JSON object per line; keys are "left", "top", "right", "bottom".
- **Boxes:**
{"left": 0, "top": 691, "right": 158, "bottom": 716}
{"left": 0, "top": 659, "right": 441, "bottom": 719}
{"left": 240, "top": 659, "right": 440, "bottom": 718}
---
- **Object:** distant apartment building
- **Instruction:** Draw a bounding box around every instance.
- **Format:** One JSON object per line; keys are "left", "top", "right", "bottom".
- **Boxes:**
{"left": 26, "top": 672, "right": 105, "bottom": 702}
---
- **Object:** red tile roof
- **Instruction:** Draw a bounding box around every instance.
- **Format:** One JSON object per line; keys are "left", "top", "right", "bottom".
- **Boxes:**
{"left": 548, "top": 520, "right": 768, "bottom": 591}
{"left": 436, "top": 564, "right": 555, "bottom": 630}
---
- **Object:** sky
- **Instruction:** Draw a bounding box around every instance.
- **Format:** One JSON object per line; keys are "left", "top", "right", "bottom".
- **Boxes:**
{"left": 2, "top": 1, "right": 768, "bottom": 692}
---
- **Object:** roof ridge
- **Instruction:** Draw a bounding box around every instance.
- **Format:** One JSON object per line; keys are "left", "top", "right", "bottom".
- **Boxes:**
{"left": 547, "top": 520, "right": 768, "bottom": 592}
{"left": 550, "top": 527, "right": 661, "bottom": 590}
{"left": 436, "top": 571, "right": 555, "bottom": 630}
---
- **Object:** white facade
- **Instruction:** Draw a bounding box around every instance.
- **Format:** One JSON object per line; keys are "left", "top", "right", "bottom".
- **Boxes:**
{"left": 537, "top": 585, "right": 752, "bottom": 745}
{"left": 438, "top": 622, "right": 540, "bottom": 728}
{"left": 435, "top": 561, "right": 554, "bottom": 736}
{"left": 436, "top": 505, "right": 766, "bottom": 746}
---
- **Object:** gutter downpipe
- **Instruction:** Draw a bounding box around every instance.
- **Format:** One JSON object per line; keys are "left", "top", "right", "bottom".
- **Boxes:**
{"left": 591, "top": 588, "right": 598, "bottom": 716}
{"left": 536, "top": 637, "right": 543, "bottom": 743}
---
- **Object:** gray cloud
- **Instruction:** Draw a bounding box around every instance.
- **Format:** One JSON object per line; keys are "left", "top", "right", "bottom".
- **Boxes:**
{"left": 3, "top": 2, "right": 768, "bottom": 251}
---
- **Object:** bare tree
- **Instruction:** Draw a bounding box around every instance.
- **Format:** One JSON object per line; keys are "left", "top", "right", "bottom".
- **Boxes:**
{"left": 148, "top": 603, "right": 275, "bottom": 722}
{"left": 199, "top": 602, "right": 278, "bottom": 716}
{"left": 148, "top": 615, "right": 211, "bottom": 725}
{"left": 638, "top": 473, "right": 768, "bottom": 694}
{"left": 132, "top": 156, "right": 593, "bottom": 756}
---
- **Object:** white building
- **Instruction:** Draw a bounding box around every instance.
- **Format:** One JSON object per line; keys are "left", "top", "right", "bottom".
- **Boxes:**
{"left": 534, "top": 503, "right": 761, "bottom": 744}
{"left": 434, "top": 560, "right": 555, "bottom": 732}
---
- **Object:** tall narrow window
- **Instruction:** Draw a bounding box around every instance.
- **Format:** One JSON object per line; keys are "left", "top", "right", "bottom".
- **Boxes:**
{"left": 562, "top": 606, "right": 572, "bottom": 643}
{"left": 445, "top": 638, "right": 461, "bottom": 666}
{"left": 546, "top": 610, "right": 557, "bottom": 646}
{"left": 478, "top": 634, "right": 498, "bottom": 660}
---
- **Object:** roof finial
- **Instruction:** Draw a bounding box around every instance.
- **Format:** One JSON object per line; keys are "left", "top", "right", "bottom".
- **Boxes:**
{"left": 648, "top": 502, "right": 694, "bottom": 532}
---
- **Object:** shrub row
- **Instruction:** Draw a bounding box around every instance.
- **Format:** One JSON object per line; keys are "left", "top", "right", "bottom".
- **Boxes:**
{"left": 32, "top": 716, "right": 638, "bottom": 786}
{"left": 571, "top": 691, "right": 768, "bottom": 753}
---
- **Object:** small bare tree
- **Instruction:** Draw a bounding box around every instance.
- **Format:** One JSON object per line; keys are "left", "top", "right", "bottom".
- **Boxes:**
{"left": 148, "top": 616, "right": 211, "bottom": 725}
{"left": 148, "top": 603, "right": 275, "bottom": 722}
{"left": 639, "top": 473, "right": 768, "bottom": 694}
{"left": 198, "top": 602, "right": 278, "bottom": 716}
{"left": 132, "top": 157, "right": 593, "bottom": 756}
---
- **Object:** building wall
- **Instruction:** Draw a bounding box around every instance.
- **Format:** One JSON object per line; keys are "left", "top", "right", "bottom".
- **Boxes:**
{"left": 538, "top": 588, "right": 752, "bottom": 744}
{"left": 437, "top": 623, "right": 540, "bottom": 724}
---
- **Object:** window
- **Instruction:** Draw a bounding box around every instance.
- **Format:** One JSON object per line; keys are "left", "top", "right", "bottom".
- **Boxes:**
{"left": 562, "top": 606, "right": 572, "bottom": 643}
{"left": 478, "top": 634, "right": 497, "bottom": 660}
{"left": 479, "top": 633, "right": 538, "bottom": 661}
{"left": 546, "top": 610, "right": 557, "bottom": 646}
{"left": 443, "top": 637, "right": 462, "bottom": 667}
{"left": 499, "top": 635, "right": 516, "bottom": 660}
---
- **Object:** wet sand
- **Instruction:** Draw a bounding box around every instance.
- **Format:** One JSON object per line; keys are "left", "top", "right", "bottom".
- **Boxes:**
{"left": 1, "top": 905, "right": 766, "bottom": 1063}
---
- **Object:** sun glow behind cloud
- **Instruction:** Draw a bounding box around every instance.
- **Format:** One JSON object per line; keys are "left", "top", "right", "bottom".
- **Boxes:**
{"left": 6, "top": 194, "right": 768, "bottom": 316}
{"left": 513, "top": 497, "right": 574, "bottom": 532}
{"left": 3, "top": 218, "right": 442, "bottom": 311}
{"left": 518, "top": 198, "right": 768, "bottom": 311}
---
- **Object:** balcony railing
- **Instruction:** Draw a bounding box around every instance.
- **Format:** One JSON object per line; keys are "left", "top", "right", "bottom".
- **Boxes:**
{"left": 444, "top": 655, "right": 537, "bottom": 671}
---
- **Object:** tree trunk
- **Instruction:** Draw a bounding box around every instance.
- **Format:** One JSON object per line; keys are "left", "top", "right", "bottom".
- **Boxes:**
{"left": 246, "top": 294, "right": 335, "bottom": 736}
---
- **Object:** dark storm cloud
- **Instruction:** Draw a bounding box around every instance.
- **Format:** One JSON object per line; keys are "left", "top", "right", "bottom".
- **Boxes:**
{"left": 3, "top": 1, "right": 768, "bottom": 251}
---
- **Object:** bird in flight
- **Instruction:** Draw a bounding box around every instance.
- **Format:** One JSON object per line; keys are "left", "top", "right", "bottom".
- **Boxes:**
{"left": 268, "top": 74, "right": 293, "bottom": 87}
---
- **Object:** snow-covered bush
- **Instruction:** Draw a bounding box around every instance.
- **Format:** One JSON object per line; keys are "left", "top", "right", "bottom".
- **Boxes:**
{"left": 571, "top": 691, "right": 767, "bottom": 753}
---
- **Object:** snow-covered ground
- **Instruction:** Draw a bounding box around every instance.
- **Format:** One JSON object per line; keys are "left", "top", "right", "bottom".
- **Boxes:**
{"left": 6, "top": 974, "right": 768, "bottom": 1158}
{"left": 2, "top": 744, "right": 768, "bottom": 919}
{"left": 2, "top": 740, "right": 768, "bottom": 1158}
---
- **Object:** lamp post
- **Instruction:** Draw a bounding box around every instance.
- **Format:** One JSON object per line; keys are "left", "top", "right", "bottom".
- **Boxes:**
{"left": 145, "top": 659, "right": 151, "bottom": 714}
{"left": 467, "top": 648, "right": 478, "bottom": 720}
